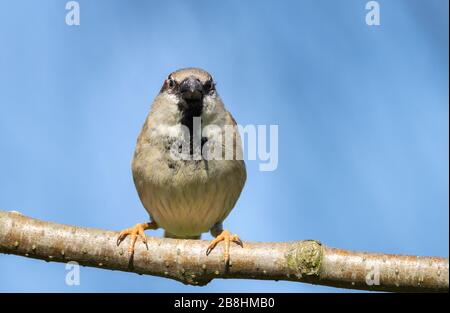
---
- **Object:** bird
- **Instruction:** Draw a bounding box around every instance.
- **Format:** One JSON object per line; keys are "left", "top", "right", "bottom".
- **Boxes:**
{"left": 117, "top": 68, "right": 246, "bottom": 264}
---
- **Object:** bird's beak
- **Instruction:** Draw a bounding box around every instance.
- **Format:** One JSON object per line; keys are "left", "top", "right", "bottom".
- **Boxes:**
{"left": 180, "top": 77, "right": 203, "bottom": 101}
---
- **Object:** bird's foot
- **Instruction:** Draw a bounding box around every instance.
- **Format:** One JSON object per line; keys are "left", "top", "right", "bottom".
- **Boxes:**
{"left": 206, "top": 230, "right": 243, "bottom": 264}
{"left": 117, "top": 221, "right": 158, "bottom": 255}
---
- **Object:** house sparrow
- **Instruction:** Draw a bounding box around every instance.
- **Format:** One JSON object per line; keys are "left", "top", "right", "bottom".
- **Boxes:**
{"left": 117, "top": 68, "right": 246, "bottom": 264}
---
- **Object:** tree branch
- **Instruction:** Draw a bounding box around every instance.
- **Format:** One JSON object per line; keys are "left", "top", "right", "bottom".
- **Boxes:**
{"left": 0, "top": 210, "right": 447, "bottom": 292}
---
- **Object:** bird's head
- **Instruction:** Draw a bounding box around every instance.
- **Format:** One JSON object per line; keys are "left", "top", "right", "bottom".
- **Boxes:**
{"left": 159, "top": 68, "right": 217, "bottom": 114}
{"left": 150, "top": 68, "right": 227, "bottom": 132}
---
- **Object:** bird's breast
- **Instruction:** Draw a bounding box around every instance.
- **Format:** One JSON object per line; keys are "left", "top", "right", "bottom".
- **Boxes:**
{"left": 133, "top": 157, "right": 246, "bottom": 237}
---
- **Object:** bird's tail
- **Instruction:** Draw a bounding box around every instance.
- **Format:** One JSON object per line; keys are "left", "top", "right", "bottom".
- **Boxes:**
{"left": 164, "top": 231, "right": 201, "bottom": 240}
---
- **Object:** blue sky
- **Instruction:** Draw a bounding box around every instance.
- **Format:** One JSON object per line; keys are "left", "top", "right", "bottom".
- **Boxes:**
{"left": 0, "top": 0, "right": 448, "bottom": 292}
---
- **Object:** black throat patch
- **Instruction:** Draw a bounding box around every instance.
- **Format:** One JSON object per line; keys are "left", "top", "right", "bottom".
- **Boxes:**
{"left": 178, "top": 99, "right": 204, "bottom": 155}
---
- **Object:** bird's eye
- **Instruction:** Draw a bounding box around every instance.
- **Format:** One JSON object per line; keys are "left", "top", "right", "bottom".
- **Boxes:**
{"left": 160, "top": 77, "right": 177, "bottom": 93}
{"left": 204, "top": 80, "right": 215, "bottom": 93}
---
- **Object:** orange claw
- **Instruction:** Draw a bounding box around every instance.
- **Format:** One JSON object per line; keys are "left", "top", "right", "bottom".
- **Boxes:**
{"left": 206, "top": 230, "right": 243, "bottom": 264}
{"left": 117, "top": 221, "right": 157, "bottom": 254}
